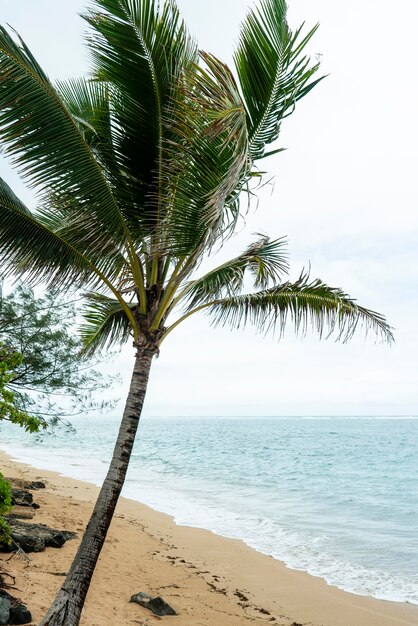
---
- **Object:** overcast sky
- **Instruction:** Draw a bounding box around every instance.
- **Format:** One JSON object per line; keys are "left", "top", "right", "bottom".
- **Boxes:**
{"left": 1, "top": 0, "right": 417, "bottom": 417}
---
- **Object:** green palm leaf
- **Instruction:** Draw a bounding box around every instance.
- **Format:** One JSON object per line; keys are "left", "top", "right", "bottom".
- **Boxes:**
{"left": 204, "top": 273, "right": 394, "bottom": 343}
{"left": 0, "top": 175, "right": 30, "bottom": 215}
{"left": 83, "top": 0, "right": 197, "bottom": 236}
{"left": 35, "top": 201, "right": 130, "bottom": 286}
{"left": 234, "top": 0, "right": 323, "bottom": 161}
{"left": 161, "top": 52, "right": 250, "bottom": 256}
{"left": 0, "top": 177, "right": 110, "bottom": 290}
{"left": 81, "top": 293, "right": 134, "bottom": 355}
{"left": 55, "top": 78, "right": 120, "bottom": 182}
{"left": 0, "top": 26, "right": 131, "bottom": 248}
{"left": 181, "top": 235, "right": 289, "bottom": 309}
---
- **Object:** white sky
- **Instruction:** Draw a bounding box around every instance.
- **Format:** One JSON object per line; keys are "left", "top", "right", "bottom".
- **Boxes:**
{"left": 1, "top": 1, "right": 417, "bottom": 417}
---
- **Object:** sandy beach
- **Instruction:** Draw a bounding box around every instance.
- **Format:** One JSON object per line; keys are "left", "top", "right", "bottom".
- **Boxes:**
{"left": 1, "top": 449, "right": 417, "bottom": 626}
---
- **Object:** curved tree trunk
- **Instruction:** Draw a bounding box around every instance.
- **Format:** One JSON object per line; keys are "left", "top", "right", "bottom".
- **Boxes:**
{"left": 39, "top": 344, "right": 154, "bottom": 626}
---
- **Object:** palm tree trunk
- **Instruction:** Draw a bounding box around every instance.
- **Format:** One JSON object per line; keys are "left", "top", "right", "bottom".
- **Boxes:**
{"left": 39, "top": 344, "right": 155, "bottom": 626}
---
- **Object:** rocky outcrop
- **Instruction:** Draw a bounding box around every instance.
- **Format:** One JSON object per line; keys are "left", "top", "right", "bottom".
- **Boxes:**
{"left": 9, "top": 490, "right": 32, "bottom": 508}
{"left": 1, "top": 521, "right": 76, "bottom": 553}
{"left": 0, "top": 479, "right": 49, "bottom": 624}
{"left": 23, "top": 481, "right": 45, "bottom": 490}
{"left": 5, "top": 479, "right": 45, "bottom": 491}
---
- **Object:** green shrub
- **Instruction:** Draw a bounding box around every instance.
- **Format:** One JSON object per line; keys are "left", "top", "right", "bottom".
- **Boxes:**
{"left": 0, "top": 472, "right": 12, "bottom": 544}
{"left": 0, "top": 343, "right": 41, "bottom": 432}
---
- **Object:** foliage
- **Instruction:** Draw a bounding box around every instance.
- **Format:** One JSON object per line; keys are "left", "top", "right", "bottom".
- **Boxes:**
{"left": 0, "top": 343, "right": 42, "bottom": 432}
{"left": 0, "top": 285, "right": 118, "bottom": 423}
{"left": 0, "top": 472, "right": 12, "bottom": 545}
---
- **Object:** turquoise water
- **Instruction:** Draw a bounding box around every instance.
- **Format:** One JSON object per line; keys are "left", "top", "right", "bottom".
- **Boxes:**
{"left": 1, "top": 416, "right": 417, "bottom": 603}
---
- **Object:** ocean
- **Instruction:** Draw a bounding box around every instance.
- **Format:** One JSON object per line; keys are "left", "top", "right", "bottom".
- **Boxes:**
{"left": 1, "top": 415, "right": 417, "bottom": 604}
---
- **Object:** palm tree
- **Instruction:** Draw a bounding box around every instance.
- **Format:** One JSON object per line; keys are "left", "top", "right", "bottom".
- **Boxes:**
{"left": 0, "top": 0, "right": 392, "bottom": 623}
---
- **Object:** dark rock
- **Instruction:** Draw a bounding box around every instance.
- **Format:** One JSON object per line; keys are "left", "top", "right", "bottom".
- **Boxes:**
{"left": 10, "top": 489, "right": 33, "bottom": 507}
{"left": 0, "top": 521, "right": 76, "bottom": 553}
{"left": 148, "top": 597, "right": 177, "bottom": 616}
{"left": 130, "top": 592, "right": 177, "bottom": 616}
{"left": 5, "top": 478, "right": 45, "bottom": 491}
{"left": 130, "top": 591, "right": 152, "bottom": 605}
{"left": 9, "top": 603, "right": 32, "bottom": 624}
{"left": 25, "top": 480, "right": 45, "bottom": 490}
{"left": 0, "top": 593, "right": 11, "bottom": 625}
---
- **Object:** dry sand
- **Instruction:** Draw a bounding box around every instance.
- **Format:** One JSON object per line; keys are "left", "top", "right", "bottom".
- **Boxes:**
{"left": 1, "top": 449, "right": 417, "bottom": 626}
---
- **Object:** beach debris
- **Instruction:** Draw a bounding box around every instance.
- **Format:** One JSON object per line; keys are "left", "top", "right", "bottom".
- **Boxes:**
{"left": 9, "top": 544, "right": 31, "bottom": 563}
{"left": 0, "top": 521, "right": 76, "bottom": 553}
{"left": 130, "top": 592, "right": 177, "bottom": 616}
{"left": 234, "top": 590, "right": 249, "bottom": 602}
{"left": 0, "top": 570, "right": 15, "bottom": 589}
{"left": 207, "top": 582, "right": 227, "bottom": 595}
{"left": 256, "top": 607, "right": 271, "bottom": 615}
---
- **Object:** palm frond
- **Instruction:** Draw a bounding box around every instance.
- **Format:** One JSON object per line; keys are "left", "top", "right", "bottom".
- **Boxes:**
{"left": 234, "top": 0, "right": 323, "bottom": 161}
{"left": 80, "top": 293, "right": 134, "bottom": 355}
{"left": 36, "top": 201, "right": 130, "bottom": 286}
{"left": 0, "top": 177, "right": 109, "bottom": 290}
{"left": 160, "top": 52, "right": 250, "bottom": 256}
{"left": 181, "top": 235, "right": 289, "bottom": 309}
{"left": 205, "top": 272, "right": 394, "bottom": 343}
{"left": 83, "top": 0, "right": 197, "bottom": 236}
{"left": 245, "top": 234, "right": 289, "bottom": 287}
{"left": 55, "top": 78, "right": 119, "bottom": 180}
{"left": 55, "top": 77, "right": 147, "bottom": 244}
{"left": 0, "top": 25, "right": 131, "bottom": 246}
{"left": 0, "top": 175, "right": 30, "bottom": 214}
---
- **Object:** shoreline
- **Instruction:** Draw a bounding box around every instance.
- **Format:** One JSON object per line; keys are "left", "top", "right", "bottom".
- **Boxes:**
{"left": 2, "top": 434, "right": 416, "bottom": 608}
{"left": 1, "top": 439, "right": 416, "bottom": 608}
{"left": 1, "top": 450, "right": 418, "bottom": 626}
